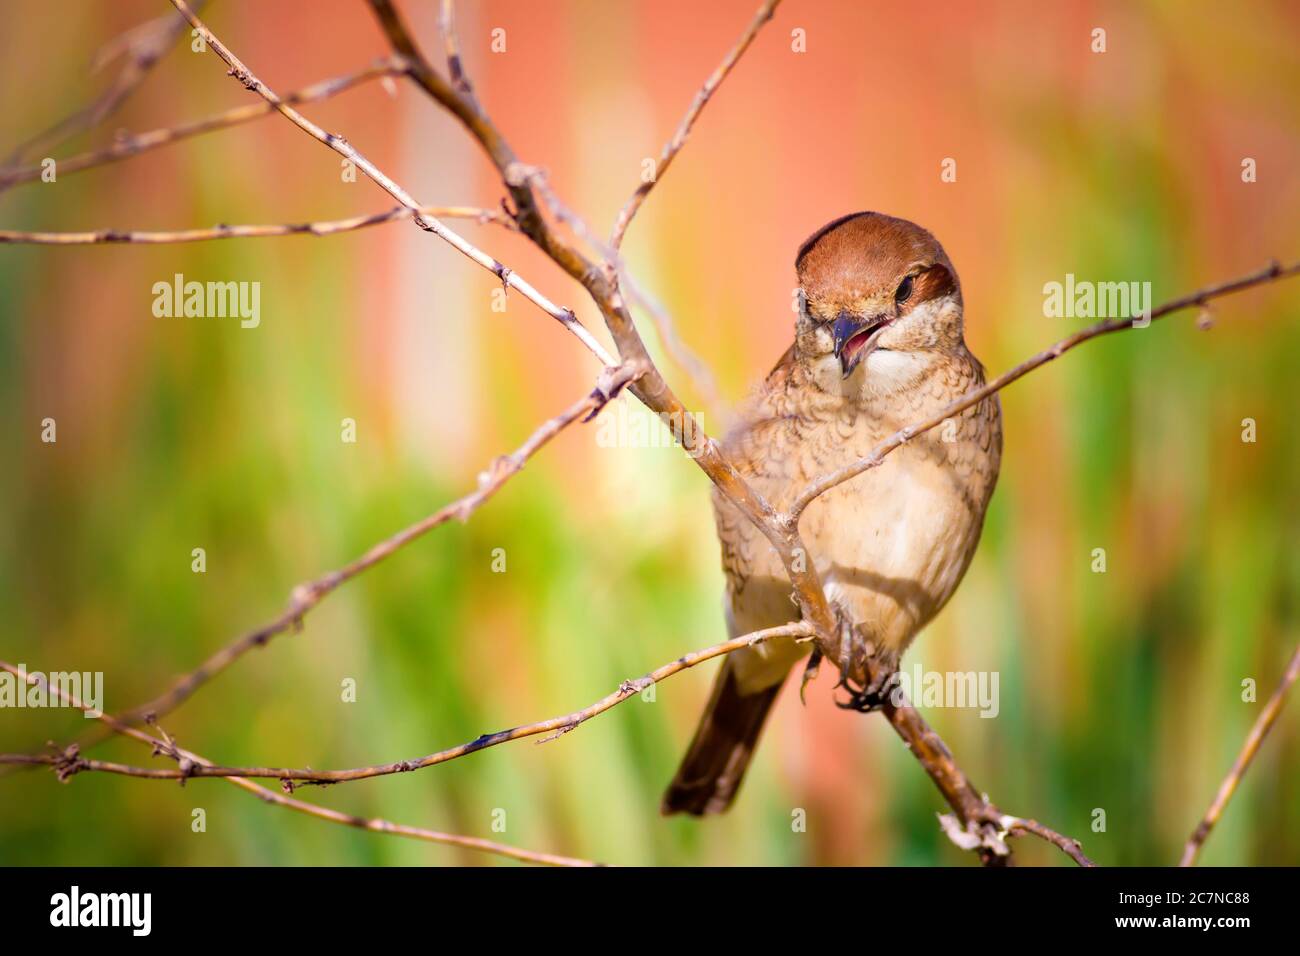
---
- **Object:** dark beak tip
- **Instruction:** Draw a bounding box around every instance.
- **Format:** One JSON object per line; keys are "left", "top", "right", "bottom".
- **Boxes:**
{"left": 831, "top": 313, "right": 858, "bottom": 356}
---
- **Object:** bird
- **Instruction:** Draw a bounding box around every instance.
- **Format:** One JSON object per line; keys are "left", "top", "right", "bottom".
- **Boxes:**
{"left": 662, "top": 211, "right": 1003, "bottom": 816}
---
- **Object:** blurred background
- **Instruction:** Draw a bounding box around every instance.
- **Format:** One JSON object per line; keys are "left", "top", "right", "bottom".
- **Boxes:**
{"left": 1, "top": 0, "right": 1298, "bottom": 866}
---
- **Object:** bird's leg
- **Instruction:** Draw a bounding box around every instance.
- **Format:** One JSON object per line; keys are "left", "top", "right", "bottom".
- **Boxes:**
{"left": 829, "top": 602, "right": 856, "bottom": 690}
{"left": 835, "top": 628, "right": 901, "bottom": 714}
{"left": 822, "top": 604, "right": 901, "bottom": 712}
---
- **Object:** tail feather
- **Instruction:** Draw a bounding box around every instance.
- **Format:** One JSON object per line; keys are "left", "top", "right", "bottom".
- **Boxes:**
{"left": 661, "top": 663, "right": 782, "bottom": 816}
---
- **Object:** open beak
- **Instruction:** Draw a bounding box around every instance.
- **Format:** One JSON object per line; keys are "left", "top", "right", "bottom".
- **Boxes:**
{"left": 832, "top": 311, "right": 891, "bottom": 378}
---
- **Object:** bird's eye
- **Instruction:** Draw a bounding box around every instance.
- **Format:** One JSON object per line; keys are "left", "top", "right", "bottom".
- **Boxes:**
{"left": 894, "top": 275, "right": 914, "bottom": 304}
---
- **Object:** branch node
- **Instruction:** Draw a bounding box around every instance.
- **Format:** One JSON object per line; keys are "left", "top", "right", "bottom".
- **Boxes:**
{"left": 536, "top": 722, "right": 579, "bottom": 745}
{"left": 619, "top": 676, "right": 653, "bottom": 696}
{"left": 50, "top": 742, "right": 84, "bottom": 782}
{"left": 937, "top": 812, "right": 1010, "bottom": 859}
{"left": 583, "top": 363, "right": 636, "bottom": 421}
{"left": 493, "top": 262, "right": 512, "bottom": 291}
{"left": 502, "top": 161, "right": 534, "bottom": 188}
{"left": 226, "top": 67, "right": 257, "bottom": 92}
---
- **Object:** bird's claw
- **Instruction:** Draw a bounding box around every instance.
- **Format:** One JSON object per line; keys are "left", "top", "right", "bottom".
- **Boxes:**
{"left": 799, "top": 647, "right": 823, "bottom": 705}
{"left": 825, "top": 603, "right": 899, "bottom": 711}
{"left": 835, "top": 661, "right": 900, "bottom": 713}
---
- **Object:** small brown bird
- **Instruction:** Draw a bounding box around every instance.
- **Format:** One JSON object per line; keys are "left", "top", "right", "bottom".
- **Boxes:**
{"left": 663, "top": 212, "right": 1002, "bottom": 816}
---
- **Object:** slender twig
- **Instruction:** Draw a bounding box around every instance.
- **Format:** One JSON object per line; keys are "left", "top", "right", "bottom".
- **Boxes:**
{"left": 0, "top": 662, "right": 597, "bottom": 866}
{"left": 1002, "top": 815, "right": 1096, "bottom": 867}
{"left": 169, "top": 0, "right": 616, "bottom": 367}
{"left": 0, "top": 204, "right": 514, "bottom": 245}
{"left": 1180, "top": 639, "right": 1300, "bottom": 866}
{"left": 2, "top": 1, "right": 205, "bottom": 173}
{"left": 607, "top": 0, "right": 780, "bottom": 253}
{"left": 788, "top": 260, "right": 1300, "bottom": 520}
{"left": 0, "top": 57, "right": 407, "bottom": 192}
{"left": 2, "top": 623, "right": 811, "bottom": 786}
{"left": 87, "top": 363, "right": 639, "bottom": 736}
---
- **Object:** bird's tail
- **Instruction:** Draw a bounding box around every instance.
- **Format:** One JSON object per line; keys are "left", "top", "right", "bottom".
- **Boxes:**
{"left": 660, "top": 660, "right": 782, "bottom": 816}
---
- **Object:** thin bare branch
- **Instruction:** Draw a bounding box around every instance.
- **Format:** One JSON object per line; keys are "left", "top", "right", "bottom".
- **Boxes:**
{"left": 170, "top": 0, "right": 616, "bottom": 367}
{"left": 0, "top": 204, "right": 514, "bottom": 245}
{"left": 3, "top": 622, "right": 811, "bottom": 786}
{"left": 93, "top": 363, "right": 640, "bottom": 735}
{"left": 788, "top": 260, "right": 1300, "bottom": 521}
{"left": 0, "top": 662, "right": 598, "bottom": 866}
{"left": 2, "top": 1, "right": 205, "bottom": 172}
{"left": 1002, "top": 815, "right": 1097, "bottom": 867}
{"left": 1180, "top": 638, "right": 1300, "bottom": 866}
{"left": 607, "top": 0, "right": 780, "bottom": 253}
{"left": 0, "top": 57, "right": 407, "bottom": 192}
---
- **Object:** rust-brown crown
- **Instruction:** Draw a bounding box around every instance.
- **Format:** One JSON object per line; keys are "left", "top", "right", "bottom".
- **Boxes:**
{"left": 795, "top": 211, "right": 958, "bottom": 311}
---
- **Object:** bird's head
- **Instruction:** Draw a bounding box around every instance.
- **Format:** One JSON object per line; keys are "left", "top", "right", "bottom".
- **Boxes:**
{"left": 794, "top": 212, "right": 964, "bottom": 398}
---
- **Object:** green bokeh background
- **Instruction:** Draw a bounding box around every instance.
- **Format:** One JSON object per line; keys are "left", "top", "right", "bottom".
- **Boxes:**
{"left": 1, "top": 0, "right": 1298, "bottom": 865}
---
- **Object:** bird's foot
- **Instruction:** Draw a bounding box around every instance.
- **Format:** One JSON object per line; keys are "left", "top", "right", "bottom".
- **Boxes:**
{"left": 835, "top": 654, "right": 900, "bottom": 713}
{"left": 824, "top": 604, "right": 899, "bottom": 712}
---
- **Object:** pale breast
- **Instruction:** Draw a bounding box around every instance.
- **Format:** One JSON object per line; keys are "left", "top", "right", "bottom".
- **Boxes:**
{"left": 713, "top": 349, "right": 1001, "bottom": 686}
